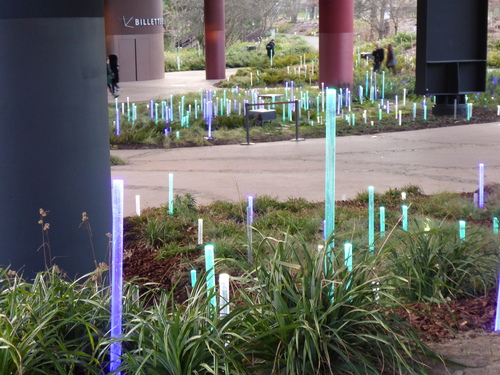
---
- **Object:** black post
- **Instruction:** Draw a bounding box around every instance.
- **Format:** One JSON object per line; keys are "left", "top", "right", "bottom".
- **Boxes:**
{"left": 244, "top": 102, "right": 251, "bottom": 145}
{"left": 295, "top": 100, "right": 300, "bottom": 140}
{"left": 0, "top": 1, "right": 112, "bottom": 277}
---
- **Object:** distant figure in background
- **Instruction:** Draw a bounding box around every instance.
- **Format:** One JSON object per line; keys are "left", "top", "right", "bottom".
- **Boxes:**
{"left": 372, "top": 42, "right": 384, "bottom": 73}
{"left": 106, "top": 57, "right": 117, "bottom": 97}
{"left": 386, "top": 43, "right": 397, "bottom": 74}
{"left": 266, "top": 39, "right": 275, "bottom": 59}
{"left": 109, "top": 54, "right": 120, "bottom": 95}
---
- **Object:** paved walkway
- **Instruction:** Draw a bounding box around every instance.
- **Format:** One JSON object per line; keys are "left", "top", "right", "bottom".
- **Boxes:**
{"left": 109, "top": 70, "right": 500, "bottom": 216}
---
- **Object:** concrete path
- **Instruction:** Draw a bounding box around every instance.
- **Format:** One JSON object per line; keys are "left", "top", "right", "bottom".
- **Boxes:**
{"left": 111, "top": 119, "right": 500, "bottom": 216}
{"left": 108, "top": 66, "right": 500, "bottom": 216}
{"left": 109, "top": 68, "right": 240, "bottom": 104}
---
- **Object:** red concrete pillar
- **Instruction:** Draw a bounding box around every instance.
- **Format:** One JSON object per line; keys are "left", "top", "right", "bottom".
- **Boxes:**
{"left": 319, "top": 0, "right": 354, "bottom": 88}
{"left": 204, "top": 0, "right": 226, "bottom": 80}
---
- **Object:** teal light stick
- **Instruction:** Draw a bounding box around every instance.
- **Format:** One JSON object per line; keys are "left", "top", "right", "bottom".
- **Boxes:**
{"left": 368, "top": 186, "right": 375, "bottom": 252}
{"left": 168, "top": 173, "right": 174, "bottom": 215}
{"left": 459, "top": 220, "right": 466, "bottom": 240}
{"left": 325, "top": 88, "right": 337, "bottom": 270}
{"left": 494, "top": 217, "right": 499, "bottom": 235}
{"left": 380, "top": 206, "right": 386, "bottom": 237}
{"left": 378, "top": 108, "right": 382, "bottom": 121}
{"left": 282, "top": 104, "right": 286, "bottom": 121}
{"left": 194, "top": 100, "right": 198, "bottom": 119}
{"left": 352, "top": 114, "right": 355, "bottom": 126}
{"left": 402, "top": 205, "right": 408, "bottom": 231}
{"left": 344, "top": 243, "right": 353, "bottom": 271}
{"left": 223, "top": 90, "right": 227, "bottom": 114}
{"left": 204, "top": 244, "right": 216, "bottom": 307}
{"left": 423, "top": 105, "right": 427, "bottom": 120}
{"left": 413, "top": 103, "right": 417, "bottom": 120}
{"left": 190, "top": 269, "right": 197, "bottom": 287}
{"left": 316, "top": 96, "right": 320, "bottom": 112}
{"left": 155, "top": 103, "right": 158, "bottom": 124}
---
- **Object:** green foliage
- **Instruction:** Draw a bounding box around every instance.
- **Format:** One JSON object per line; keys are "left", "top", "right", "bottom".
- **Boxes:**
{"left": 386, "top": 222, "right": 500, "bottom": 302}
{"left": 4, "top": 185, "right": 500, "bottom": 373}
{"left": 234, "top": 234, "right": 438, "bottom": 374}
{"left": 110, "top": 154, "right": 127, "bottom": 165}
{"left": 120, "top": 277, "right": 251, "bottom": 374}
{"left": 0, "top": 268, "right": 110, "bottom": 374}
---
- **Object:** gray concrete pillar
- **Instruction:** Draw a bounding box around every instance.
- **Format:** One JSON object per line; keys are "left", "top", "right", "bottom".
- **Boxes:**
{"left": 0, "top": 1, "right": 112, "bottom": 277}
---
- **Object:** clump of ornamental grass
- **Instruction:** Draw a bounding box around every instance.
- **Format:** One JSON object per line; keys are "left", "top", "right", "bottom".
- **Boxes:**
{"left": 227, "top": 231, "right": 443, "bottom": 374}
{"left": 0, "top": 267, "right": 110, "bottom": 374}
{"left": 385, "top": 220, "right": 500, "bottom": 303}
{"left": 119, "top": 274, "right": 252, "bottom": 374}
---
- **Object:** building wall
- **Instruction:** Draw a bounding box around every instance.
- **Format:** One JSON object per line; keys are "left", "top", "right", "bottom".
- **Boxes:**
{"left": 104, "top": 0, "right": 165, "bottom": 82}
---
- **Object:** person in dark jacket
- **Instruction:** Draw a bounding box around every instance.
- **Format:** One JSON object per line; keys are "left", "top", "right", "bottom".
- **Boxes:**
{"left": 106, "top": 57, "right": 116, "bottom": 97}
{"left": 372, "top": 42, "right": 384, "bottom": 73}
{"left": 386, "top": 43, "right": 397, "bottom": 74}
{"left": 266, "top": 39, "right": 275, "bottom": 59}
{"left": 109, "top": 54, "right": 120, "bottom": 95}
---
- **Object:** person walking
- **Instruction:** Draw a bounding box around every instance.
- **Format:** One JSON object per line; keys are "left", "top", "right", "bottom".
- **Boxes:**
{"left": 109, "top": 54, "right": 120, "bottom": 95}
{"left": 266, "top": 39, "right": 275, "bottom": 59}
{"left": 106, "top": 57, "right": 117, "bottom": 97}
{"left": 386, "top": 43, "right": 397, "bottom": 74}
{"left": 372, "top": 42, "right": 384, "bottom": 73}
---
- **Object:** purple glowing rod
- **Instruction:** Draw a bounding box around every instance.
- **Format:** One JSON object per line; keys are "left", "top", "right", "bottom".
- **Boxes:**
{"left": 110, "top": 179, "right": 124, "bottom": 374}
{"left": 479, "top": 163, "right": 485, "bottom": 209}
{"left": 115, "top": 108, "right": 120, "bottom": 137}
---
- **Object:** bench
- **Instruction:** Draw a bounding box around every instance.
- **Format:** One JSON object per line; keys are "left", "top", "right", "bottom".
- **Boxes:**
{"left": 248, "top": 109, "right": 277, "bottom": 122}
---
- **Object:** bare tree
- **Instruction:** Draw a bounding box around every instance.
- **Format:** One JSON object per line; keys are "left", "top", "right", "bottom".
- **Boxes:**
{"left": 388, "top": 0, "right": 416, "bottom": 35}
{"left": 164, "top": 0, "right": 280, "bottom": 48}
{"left": 357, "top": 0, "right": 417, "bottom": 39}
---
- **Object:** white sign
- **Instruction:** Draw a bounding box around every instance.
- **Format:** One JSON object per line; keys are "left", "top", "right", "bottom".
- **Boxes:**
{"left": 122, "top": 16, "right": 164, "bottom": 29}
